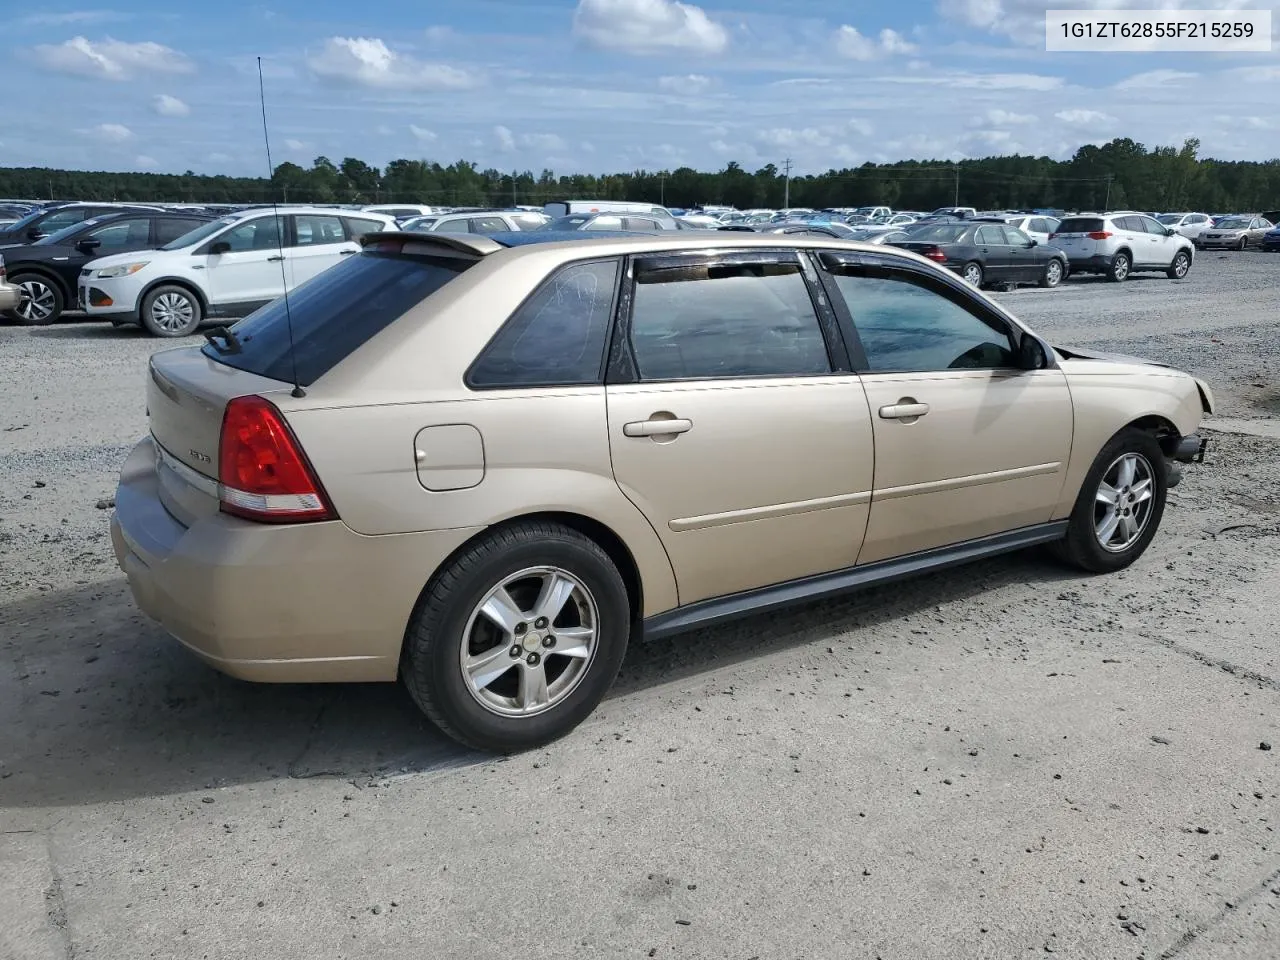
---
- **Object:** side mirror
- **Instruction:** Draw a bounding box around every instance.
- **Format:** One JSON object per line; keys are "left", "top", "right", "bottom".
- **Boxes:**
{"left": 1026, "top": 238, "right": 1038, "bottom": 247}
{"left": 209, "top": 240, "right": 231, "bottom": 255}
{"left": 1165, "top": 227, "right": 1176, "bottom": 236}
{"left": 76, "top": 238, "right": 101, "bottom": 253}
{"left": 1017, "top": 335, "right": 1048, "bottom": 371}
{"left": 27, "top": 227, "right": 43, "bottom": 240}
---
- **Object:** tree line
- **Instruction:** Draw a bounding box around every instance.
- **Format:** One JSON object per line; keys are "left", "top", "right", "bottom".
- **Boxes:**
{"left": 1, "top": 138, "right": 1277, "bottom": 213}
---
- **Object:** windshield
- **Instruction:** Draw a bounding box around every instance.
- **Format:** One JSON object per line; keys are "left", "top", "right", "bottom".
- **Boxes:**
{"left": 1215, "top": 217, "right": 1252, "bottom": 229}
{"left": 5, "top": 209, "right": 48, "bottom": 232}
{"left": 35, "top": 216, "right": 109, "bottom": 246}
{"left": 1156, "top": 214, "right": 1184, "bottom": 224}
{"left": 161, "top": 215, "right": 237, "bottom": 250}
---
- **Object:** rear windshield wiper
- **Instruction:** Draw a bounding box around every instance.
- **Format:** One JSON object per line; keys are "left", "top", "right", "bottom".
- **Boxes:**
{"left": 203, "top": 325, "right": 242, "bottom": 355}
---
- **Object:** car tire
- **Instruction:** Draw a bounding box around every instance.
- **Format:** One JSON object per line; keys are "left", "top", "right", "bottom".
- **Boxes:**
{"left": 1166, "top": 249, "right": 1192, "bottom": 279}
{"left": 140, "top": 285, "right": 202, "bottom": 337}
{"left": 1038, "top": 258, "right": 1064, "bottom": 288}
{"left": 1106, "top": 251, "right": 1131, "bottom": 282}
{"left": 9, "top": 274, "right": 64, "bottom": 326}
{"left": 1238, "top": 236, "right": 1248, "bottom": 251}
{"left": 961, "top": 261, "right": 983, "bottom": 287}
{"left": 402, "top": 521, "right": 632, "bottom": 753}
{"left": 1048, "top": 428, "right": 1167, "bottom": 574}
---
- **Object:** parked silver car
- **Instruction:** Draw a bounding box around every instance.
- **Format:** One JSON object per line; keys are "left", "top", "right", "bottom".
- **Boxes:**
{"left": 1199, "top": 215, "right": 1274, "bottom": 250}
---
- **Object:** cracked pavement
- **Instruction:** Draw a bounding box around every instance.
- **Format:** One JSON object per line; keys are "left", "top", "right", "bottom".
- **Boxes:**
{"left": 2, "top": 254, "right": 1278, "bottom": 959}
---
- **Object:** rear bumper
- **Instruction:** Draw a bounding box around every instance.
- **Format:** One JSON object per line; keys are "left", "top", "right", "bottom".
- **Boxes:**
{"left": 1064, "top": 254, "right": 1113, "bottom": 271}
{"left": 110, "top": 436, "right": 482, "bottom": 683}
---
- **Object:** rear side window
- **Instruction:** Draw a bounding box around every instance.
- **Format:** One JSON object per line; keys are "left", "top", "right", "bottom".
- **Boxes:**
{"left": 155, "top": 217, "right": 207, "bottom": 245}
{"left": 293, "top": 214, "right": 346, "bottom": 246}
{"left": 202, "top": 252, "right": 473, "bottom": 386}
{"left": 467, "top": 259, "right": 620, "bottom": 388}
{"left": 342, "top": 216, "right": 386, "bottom": 239}
{"left": 975, "top": 225, "right": 1005, "bottom": 245}
{"left": 1056, "top": 217, "right": 1104, "bottom": 233}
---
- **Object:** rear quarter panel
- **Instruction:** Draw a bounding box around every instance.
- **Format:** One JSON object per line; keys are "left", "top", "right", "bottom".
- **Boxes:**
{"left": 1054, "top": 360, "right": 1205, "bottom": 518}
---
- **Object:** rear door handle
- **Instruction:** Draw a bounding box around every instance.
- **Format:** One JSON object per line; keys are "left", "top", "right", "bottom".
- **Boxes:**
{"left": 339, "top": 249, "right": 358, "bottom": 255}
{"left": 623, "top": 417, "right": 692, "bottom": 438}
{"left": 267, "top": 255, "right": 285, "bottom": 262}
{"left": 878, "top": 402, "right": 930, "bottom": 420}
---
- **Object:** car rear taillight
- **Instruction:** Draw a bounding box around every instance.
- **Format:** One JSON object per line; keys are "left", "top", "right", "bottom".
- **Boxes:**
{"left": 218, "top": 395, "right": 335, "bottom": 523}
{"left": 1086, "top": 231, "right": 1112, "bottom": 240}
{"left": 923, "top": 246, "right": 948, "bottom": 262}
{"left": 0, "top": 253, "right": 6, "bottom": 280}
{"left": 1048, "top": 233, "right": 1058, "bottom": 240}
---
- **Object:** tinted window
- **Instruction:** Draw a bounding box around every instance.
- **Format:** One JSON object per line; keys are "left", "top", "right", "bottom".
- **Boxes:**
{"left": 469, "top": 216, "right": 509, "bottom": 234}
{"left": 468, "top": 260, "right": 619, "bottom": 388}
{"left": 436, "top": 219, "right": 472, "bottom": 234}
{"left": 1029, "top": 218, "right": 1050, "bottom": 233}
{"left": 1116, "top": 216, "right": 1145, "bottom": 231}
{"left": 39, "top": 208, "right": 94, "bottom": 233}
{"left": 584, "top": 216, "right": 623, "bottom": 231}
{"left": 162, "top": 215, "right": 236, "bottom": 250}
{"left": 88, "top": 217, "right": 151, "bottom": 249}
{"left": 1056, "top": 217, "right": 1104, "bottom": 233}
{"left": 219, "top": 215, "right": 283, "bottom": 251}
{"left": 293, "top": 214, "right": 346, "bottom": 246}
{"left": 1138, "top": 217, "right": 1167, "bottom": 235}
{"left": 629, "top": 260, "right": 830, "bottom": 381}
{"left": 909, "top": 223, "right": 970, "bottom": 243}
{"left": 344, "top": 216, "right": 387, "bottom": 239}
{"left": 622, "top": 217, "right": 661, "bottom": 232}
{"left": 1189, "top": 214, "right": 1208, "bottom": 224}
{"left": 975, "top": 225, "right": 1005, "bottom": 245}
{"left": 1006, "top": 227, "right": 1032, "bottom": 244}
{"left": 203, "top": 251, "right": 473, "bottom": 386}
{"left": 830, "top": 269, "right": 1015, "bottom": 373}
{"left": 155, "top": 217, "right": 207, "bottom": 245}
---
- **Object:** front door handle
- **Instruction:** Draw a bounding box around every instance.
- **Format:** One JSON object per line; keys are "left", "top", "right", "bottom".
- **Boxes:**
{"left": 878, "top": 401, "right": 930, "bottom": 420}
{"left": 267, "top": 255, "right": 285, "bottom": 262}
{"left": 339, "top": 249, "right": 358, "bottom": 255}
{"left": 623, "top": 417, "right": 692, "bottom": 438}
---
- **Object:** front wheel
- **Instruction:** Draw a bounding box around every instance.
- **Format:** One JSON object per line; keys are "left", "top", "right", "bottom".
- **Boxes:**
{"left": 1239, "top": 236, "right": 1249, "bottom": 251}
{"left": 140, "top": 285, "right": 202, "bottom": 337}
{"left": 8, "top": 274, "right": 64, "bottom": 325}
{"left": 1039, "top": 258, "right": 1064, "bottom": 288}
{"left": 1107, "top": 252, "right": 1131, "bottom": 282}
{"left": 1049, "top": 428, "right": 1167, "bottom": 573}
{"left": 1166, "top": 250, "right": 1192, "bottom": 279}
{"left": 402, "top": 522, "right": 632, "bottom": 753}
{"left": 961, "top": 261, "right": 983, "bottom": 287}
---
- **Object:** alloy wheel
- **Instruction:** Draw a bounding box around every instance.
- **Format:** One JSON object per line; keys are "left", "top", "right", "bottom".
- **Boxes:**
{"left": 1112, "top": 256, "right": 1130, "bottom": 281}
{"left": 459, "top": 566, "right": 599, "bottom": 717}
{"left": 17, "top": 280, "right": 56, "bottom": 323}
{"left": 150, "top": 292, "right": 195, "bottom": 332}
{"left": 1172, "top": 253, "right": 1190, "bottom": 278}
{"left": 1045, "top": 261, "right": 1062, "bottom": 285}
{"left": 1094, "top": 452, "right": 1155, "bottom": 553}
{"left": 963, "top": 264, "right": 982, "bottom": 286}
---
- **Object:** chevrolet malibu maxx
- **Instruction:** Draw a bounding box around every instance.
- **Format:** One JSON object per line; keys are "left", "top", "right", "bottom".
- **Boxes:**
{"left": 111, "top": 231, "right": 1213, "bottom": 752}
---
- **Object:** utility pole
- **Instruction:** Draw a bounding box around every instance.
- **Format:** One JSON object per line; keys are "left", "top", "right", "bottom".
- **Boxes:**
{"left": 953, "top": 162, "right": 960, "bottom": 206}
{"left": 782, "top": 157, "right": 793, "bottom": 209}
{"left": 513, "top": 170, "right": 518, "bottom": 207}
{"left": 660, "top": 173, "right": 666, "bottom": 206}
{"left": 1103, "top": 173, "right": 1113, "bottom": 211}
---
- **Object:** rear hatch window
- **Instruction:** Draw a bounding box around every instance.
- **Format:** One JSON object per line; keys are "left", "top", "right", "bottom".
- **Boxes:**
{"left": 1054, "top": 217, "right": 1104, "bottom": 234}
{"left": 202, "top": 249, "right": 473, "bottom": 385}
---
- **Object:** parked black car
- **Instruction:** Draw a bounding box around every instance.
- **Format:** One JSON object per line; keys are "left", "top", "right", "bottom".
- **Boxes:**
{"left": 2, "top": 210, "right": 211, "bottom": 325}
{"left": 0, "top": 202, "right": 162, "bottom": 246}
{"left": 888, "top": 221, "right": 1068, "bottom": 289}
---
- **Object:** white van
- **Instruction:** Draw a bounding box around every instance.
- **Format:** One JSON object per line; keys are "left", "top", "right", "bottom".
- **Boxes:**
{"left": 543, "top": 200, "right": 675, "bottom": 223}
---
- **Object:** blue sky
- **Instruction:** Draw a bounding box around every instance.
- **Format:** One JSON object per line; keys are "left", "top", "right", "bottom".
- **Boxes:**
{"left": 5, "top": 0, "right": 1279, "bottom": 177}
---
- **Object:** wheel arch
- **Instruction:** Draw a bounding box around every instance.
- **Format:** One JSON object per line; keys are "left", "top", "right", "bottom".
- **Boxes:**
{"left": 137, "top": 276, "right": 209, "bottom": 315}
{"left": 7, "top": 264, "right": 72, "bottom": 301}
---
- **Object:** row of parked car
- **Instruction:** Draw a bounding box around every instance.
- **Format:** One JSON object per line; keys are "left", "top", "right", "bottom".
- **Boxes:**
{"left": 1, "top": 197, "right": 1277, "bottom": 334}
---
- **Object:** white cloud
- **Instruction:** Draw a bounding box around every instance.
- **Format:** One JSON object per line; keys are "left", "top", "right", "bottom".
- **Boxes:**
{"left": 757, "top": 127, "right": 833, "bottom": 148}
{"left": 1055, "top": 108, "right": 1116, "bottom": 125}
{"left": 1115, "top": 69, "right": 1198, "bottom": 89}
{"left": 984, "top": 108, "right": 1036, "bottom": 125}
{"left": 135, "top": 154, "right": 157, "bottom": 167}
{"left": 208, "top": 152, "right": 233, "bottom": 163}
{"left": 880, "top": 71, "right": 1062, "bottom": 90}
{"left": 376, "top": 124, "right": 394, "bottom": 135}
{"left": 847, "top": 118, "right": 874, "bottom": 137}
{"left": 34, "top": 36, "right": 193, "bottom": 80}
{"left": 309, "top": 37, "right": 476, "bottom": 90}
{"left": 83, "top": 122, "right": 133, "bottom": 142}
{"left": 423, "top": 25, "right": 455, "bottom": 44}
{"left": 520, "top": 132, "right": 567, "bottom": 151}
{"left": 581, "top": 141, "right": 597, "bottom": 153}
{"left": 1217, "top": 114, "right": 1271, "bottom": 130}
{"left": 658, "top": 73, "right": 713, "bottom": 94}
{"left": 494, "top": 125, "right": 516, "bottom": 152}
{"left": 152, "top": 94, "right": 189, "bottom": 117}
{"left": 283, "top": 138, "right": 308, "bottom": 151}
{"left": 940, "top": 0, "right": 1233, "bottom": 45}
{"left": 836, "top": 25, "right": 918, "bottom": 60}
{"left": 573, "top": 0, "right": 728, "bottom": 55}
{"left": 409, "top": 124, "right": 437, "bottom": 142}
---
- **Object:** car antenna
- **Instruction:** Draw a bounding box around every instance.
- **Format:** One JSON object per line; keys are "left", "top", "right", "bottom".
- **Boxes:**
{"left": 257, "top": 56, "right": 304, "bottom": 399}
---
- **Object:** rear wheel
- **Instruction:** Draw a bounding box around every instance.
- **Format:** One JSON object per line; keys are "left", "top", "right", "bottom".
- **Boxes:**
{"left": 140, "top": 285, "right": 202, "bottom": 337}
{"left": 8, "top": 274, "right": 64, "bottom": 325}
{"left": 1049, "top": 428, "right": 1167, "bottom": 573}
{"left": 1238, "top": 236, "right": 1249, "bottom": 251}
{"left": 1166, "top": 250, "right": 1191, "bottom": 279}
{"left": 1107, "top": 251, "right": 1131, "bottom": 282}
{"left": 961, "top": 261, "right": 983, "bottom": 287}
{"left": 1038, "top": 258, "right": 1063, "bottom": 288}
{"left": 402, "top": 521, "right": 632, "bottom": 753}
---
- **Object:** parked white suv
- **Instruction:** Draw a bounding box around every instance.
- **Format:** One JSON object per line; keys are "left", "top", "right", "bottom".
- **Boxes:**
{"left": 1002, "top": 214, "right": 1061, "bottom": 245}
{"left": 79, "top": 207, "right": 395, "bottom": 336}
{"left": 1156, "top": 212, "right": 1214, "bottom": 244}
{"left": 400, "top": 211, "right": 546, "bottom": 234}
{"left": 1049, "top": 212, "right": 1194, "bottom": 282}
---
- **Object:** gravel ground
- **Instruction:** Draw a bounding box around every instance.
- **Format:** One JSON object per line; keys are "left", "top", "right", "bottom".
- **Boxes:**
{"left": 2, "top": 253, "right": 1278, "bottom": 960}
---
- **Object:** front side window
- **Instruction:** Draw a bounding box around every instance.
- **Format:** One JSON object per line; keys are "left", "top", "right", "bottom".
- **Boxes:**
{"left": 436, "top": 218, "right": 472, "bottom": 234}
{"left": 39, "top": 209, "right": 94, "bottom": 233}
{"left": 292, "top": 214, "right": 346, "bottom": 246}
{"left": 1006, "top": 226, "right": 1032, "bottom": 245}
{"left": 828, "top": 267, "right": 1016, "bottom": 373}
{"left": 1139, "top": 217, "right": 1168, "bottom": 235}
{"left": 629, "top": 259, "right": 830, "bottom": 381}
{"left": 468, "top": 259, "right": 620, "bottom": 388}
